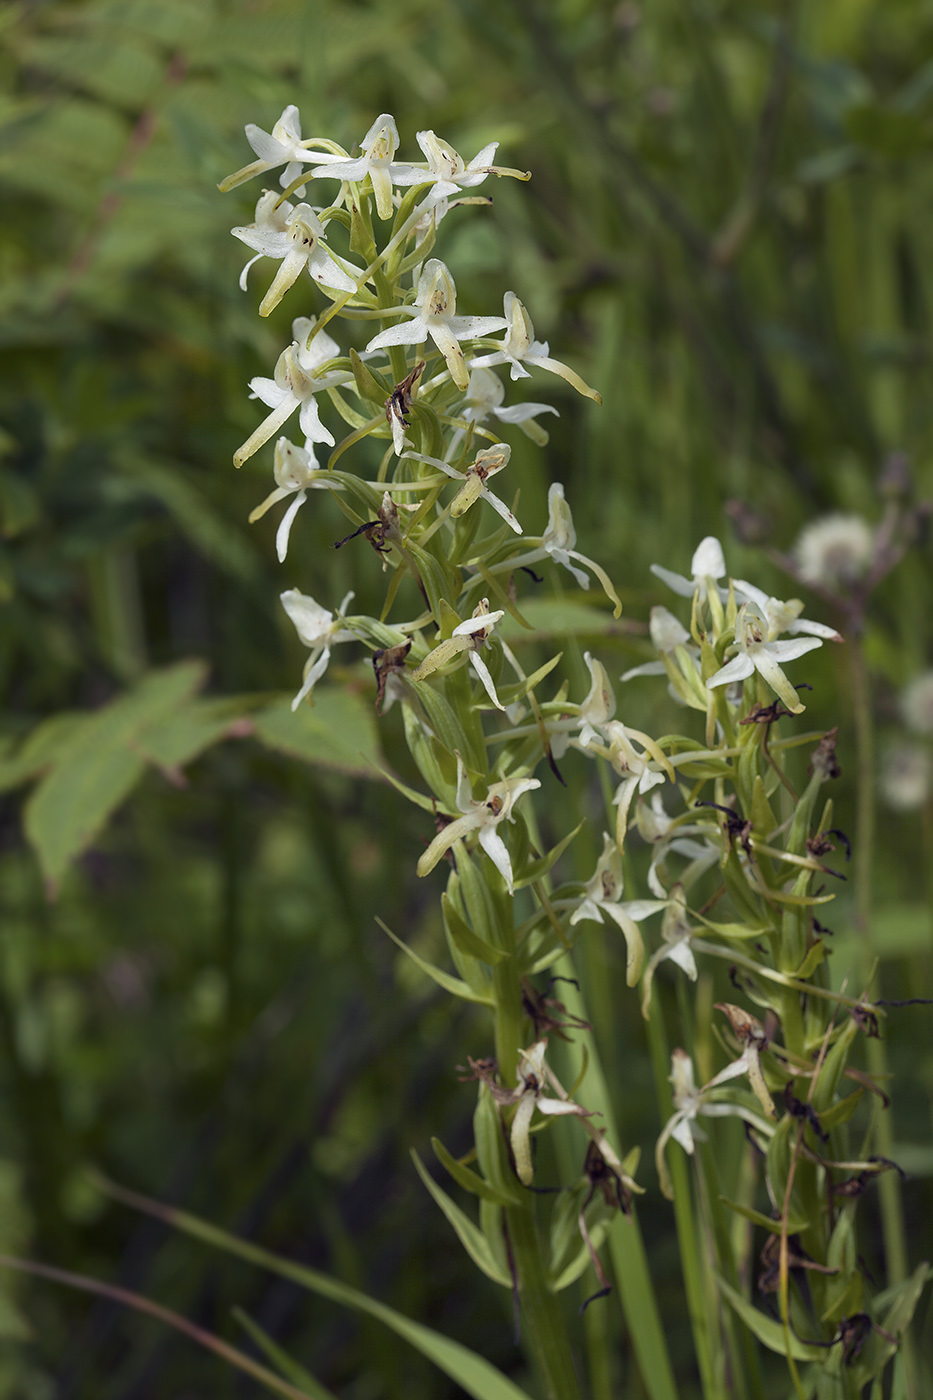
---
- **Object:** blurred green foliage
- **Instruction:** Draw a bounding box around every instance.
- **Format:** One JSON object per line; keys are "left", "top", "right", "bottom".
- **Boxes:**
{"left": 1, "top": 0, "right": 932, "bottom": 1395}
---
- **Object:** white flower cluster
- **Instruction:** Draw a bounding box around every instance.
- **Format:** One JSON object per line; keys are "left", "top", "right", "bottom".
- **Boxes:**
{"left": 221, "top": 107, "right": 608, "bottom": 711}
{"left": 627, "top": 535, "right": 842, "bottom": 716}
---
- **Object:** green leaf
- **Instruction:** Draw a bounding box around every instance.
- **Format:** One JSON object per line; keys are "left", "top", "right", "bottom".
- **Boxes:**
{"left": 376, "top": 918, "right": 493, "bottom": 1005}
{"left": 349, "top": 348, "right": 391, "bottom": 406}
{"left": 431, "top": 1138, "right": 520, "bottom": 1207}
{"left": 0, "top": 713, "right": 86, "bottom": 794}
{"left": 442, "top": 892, "right": 505, "bottom": 964}
{"left": 411, "top": 1151, "right": 512, "bottom": 1287}
{"left": 135, "top": 698, "right": 252, "bottom": 773}
{"left": 252, "top": 690, "right": 382, "bottom": 778}
{"left": 21, "top": 661, "right": 208, "bottom": 887}
{"left": 716, "top": 1276, "right": 825, "bottom": 1362}
{"left": 818, "top": 1090, "right": 862, "bottom": 1131}
{"left": 25, "top": 743, "right": 146, "bottom": 889}
{"left": 94, "top": 1176, "right": 539, "bottom": 1400}
{"left": 411, "top": 675, "right": 486, "bottom": 776}
{"left": 232, "top": 1308, "right": 338, "bottom": 1400}
{"left": 513, "top": 822, "right": 583, "bottom": 890}
{"left": 718, "top": 1197, "right": 809, "bottom": 1236}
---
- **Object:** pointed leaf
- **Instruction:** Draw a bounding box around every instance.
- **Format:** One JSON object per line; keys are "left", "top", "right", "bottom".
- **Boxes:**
{"left": 376, "top": 918, "right": 493, "bottom": 1004}
{"left": 92, "top": 1177, "right": 536, "bottom": 1400}
{"left": 252, "top": 690, "right": 382, "bottom": 777}
{"left": 431, "top": 1137, "right": 520, "bottom": 1208}
{"left": 410, "top": 1152, "right": 512, "bottom": 1287}
{"left": 716, "top": 1276, "right": 825, "bottom": 1361}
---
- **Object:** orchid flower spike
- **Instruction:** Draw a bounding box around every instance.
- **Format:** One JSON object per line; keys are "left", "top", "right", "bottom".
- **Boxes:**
{"left": 415, "top": 756, "right": 540, "bottom": 894}
{"left": 469, "top": 292, "right": 601, "bottom": 402}
{"left": 366, "top": 259, "right": 507, "bottom": 391}
{"left": 281, "top": 588, "right": 356, "bottom": 710}
{"left": 310, "top": 113, "right": 424, "bottom": 220}
{"left": 232, "top": 197, "right": 364, "bottom": 316}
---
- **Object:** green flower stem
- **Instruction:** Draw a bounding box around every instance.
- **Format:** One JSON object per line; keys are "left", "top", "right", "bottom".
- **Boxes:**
{"left": 555, "top": 963, "right": 679, "bottom": 1400}
{"left": 646, "top": 999, "right": 719, "bottom": 1400}
{"left": 850, "top": 639, "right": 909, "bottom": 1288}
{"left": 504, "top": 1203, "right": 582, "bottom": 1400}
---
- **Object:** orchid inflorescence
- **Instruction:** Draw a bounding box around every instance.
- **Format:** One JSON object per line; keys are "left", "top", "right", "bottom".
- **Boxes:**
{"left": 220, "top": 108, "right": 921, "bottom": 1394}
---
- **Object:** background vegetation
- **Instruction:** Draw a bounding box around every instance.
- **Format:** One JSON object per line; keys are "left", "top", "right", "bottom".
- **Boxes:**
{"left": 0, "top": 0, "right": 931, "bottom": 1395}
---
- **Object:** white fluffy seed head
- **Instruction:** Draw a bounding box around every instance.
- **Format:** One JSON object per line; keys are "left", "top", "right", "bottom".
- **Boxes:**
{"left": 901, "top": 671, "right": 933, "bottom": 736}
{"left": 794, "top": 513, "right": 874, "bottom": 589}
{"left": 879, "top": 742, "right": 931, "bottom": 811}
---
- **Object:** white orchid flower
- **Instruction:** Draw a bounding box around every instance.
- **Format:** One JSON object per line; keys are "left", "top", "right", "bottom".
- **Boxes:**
{"left": 405, "top": 443, "right": 522, "bottom": 534}
{"left": 484, "top": 483, "right": 622, "bottom": 616}
{"left": 469, "top": 293, "right": 602, "bottom": 400}
{"left": 234, "top": 319, "right": 350, "bottom": 468}
{"left": 232, "top": 197, "right": 364, "bottom": 315}
{"left": 412, "top": 130, "right": 529, "bottom": 205}
{"left": 366, "top": 259, "right": 507, "bottom": 391}
{"left": 219, "top": 105, "right": 340, "bottom": 196}
{"left": 568, "top": 833, "right": 645, "bottom": 985}
{"left": 412, "top": 598, "right": 508, "bottom": 709}
{"left": 469, "top": 292, "right": 601, "bottom": 402}
{"left": 281, "top": 588, "right": 355, "bottom": 710}
{"left": 731, "top": 578, "right": 842, "bottom": 643}
{"left": 650, "top": 536, "right": 728, "bottom": 599}
{"left": 415, "top": 756, "right": 540, "bottom": 894}
{"left": 655, "top": 1049, "right": 773, "bottom": 1198}
{"left": 310, "top": 113, "right": 424, "bottom": 220}
{"left": 604, "top": 719, "right": 671, "bottom": 845}
{"left": 638, "top": 889, "right": 698, "bottom": 1017}
{"left": 706, "top": 600, "right": 824, "bottom": 714}
{"left": 577, "top": 652, "right": 616, "bottom": 749}
{"left": 636, "top": 792, "right": 719, "bottom": 899}
{"left": 505, "top": 1042, "right": 595, "bottom": 1186}
{"left": 450, "top": 367, "right": 558, "bottom": 451}
{"left": 248, "top": 438, "right": 346, "bottom": 563}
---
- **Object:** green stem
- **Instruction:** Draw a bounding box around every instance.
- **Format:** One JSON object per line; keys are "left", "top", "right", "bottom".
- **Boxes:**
{"left": 491, "top": 902, "right": 580, "bottom": 1398}
{"left": 504, "top": 1204, "right": 582, "bottom": 1400}
{"left": 647, "top": 998, "right": 721, "bottom": 1400}
{"left": 850, "top": 637, "right": 916, "bottom": 1393}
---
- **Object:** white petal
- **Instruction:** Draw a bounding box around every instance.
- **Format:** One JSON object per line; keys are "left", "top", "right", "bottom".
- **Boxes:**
{"left": 706, "top": 654, "right": 755, "bottom": 690}
{"left": 275, "top": 490, "right": 306, "bottom": 562}
{"left": 650, "top": 564, "right": 696, "bottom": 598}
{"left": 478, "top": 825, "right": 515, "bottom": 893}
{"left": 690, "top": 537, "right": 726, "bottom": 578}
{"left": 469, "top": 654, "right": 505, "bottom": 710}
